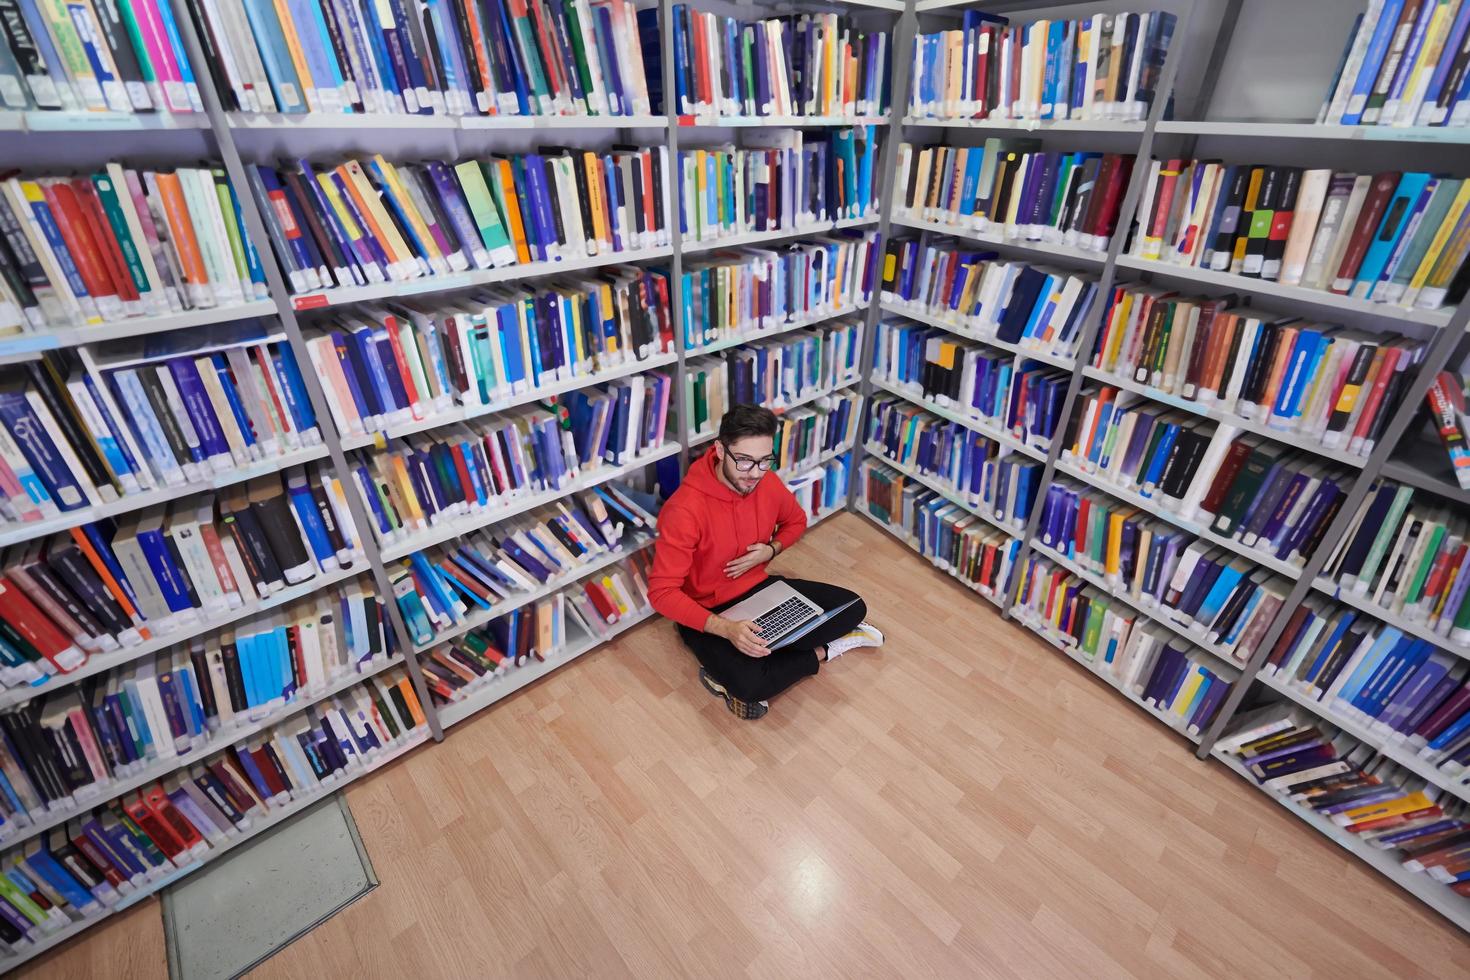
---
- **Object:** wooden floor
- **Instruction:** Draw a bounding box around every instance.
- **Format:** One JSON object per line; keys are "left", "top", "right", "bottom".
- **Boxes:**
{"left": 22, "top": 513, "right": 1468, "bottom": 979}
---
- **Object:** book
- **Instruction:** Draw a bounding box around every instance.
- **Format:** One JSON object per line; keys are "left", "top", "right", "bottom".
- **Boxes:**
{"left": 0, "top": 166, "right": 267, "bottom": 332}
{"left": 880, "top": 238, "right": 1101, "bottom": 364}
{"left": 892, "top": 142, "right": 1135, "bottom": 254}
{"left": 1421, "top": 369, "right": 1470, "bottom": 489}
{"left": 681, "top": 229, "right": 879, "bottom": 351}
{"left": 909, "top": 10, "right": 1177, "bottom": 122}
{"left": 246, "top": 147, "right": 670, "bottom": 294}
{"left": 186, "top": 0, "right": 656, "bottom": 117}
{"left": 1319, "top": 1, "right": 1470, "bottom": 127}
{"left": 669, "top": 8, "right": 889, "bottom": 121}
{"left": 1130, "top": 157, "right": 1470, "bottom": 311}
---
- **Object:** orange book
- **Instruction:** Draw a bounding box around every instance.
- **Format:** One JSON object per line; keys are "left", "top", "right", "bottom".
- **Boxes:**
{"left": 153, "top": 172, "right": 209, "bottom": 294}
{"left": 493, "top": 159, "right": 532, "bottom": 264}
{"left": 1200, "top": 313, "right": 1240, "bottom": 399}
{"left": 271, "top": 0, "right": 318, "bottom": 105}
{"left": 66, "top": 527, "right": 150, "bottom": 639}
{"left": 395, "top": 678, "right": 426, "bottom": 726}
{"left": 1254, "top": 325, "right": 1300, "bottom": 414}
{"left": 335, "top": 164, "right": 401, "bottom": 269}
{"left": 639, "top": 149, "right": 655, "bottom": 243}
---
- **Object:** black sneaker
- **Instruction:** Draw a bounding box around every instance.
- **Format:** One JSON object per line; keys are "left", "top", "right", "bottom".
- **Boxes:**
{"left": 699, "top": 668, "right": 768, "bottom": 720}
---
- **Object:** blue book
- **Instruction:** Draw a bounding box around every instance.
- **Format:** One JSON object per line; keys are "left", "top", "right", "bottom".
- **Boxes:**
{"left": 1354, "top": 172, "right": 1431, "bottom": 296}
{"left": 0, "top": 388, "right": 91, "bottom": 511}
{"left": 1341, "top": 0, "right": 1406, "bottom": 125}
{"left": 238, "top": 0, "right": 306, "bottom": 112}
{"left": 134, "top": 519, "right": 196, "bottom": 614}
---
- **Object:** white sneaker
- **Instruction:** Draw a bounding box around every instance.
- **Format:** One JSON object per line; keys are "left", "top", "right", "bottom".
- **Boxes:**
{"left": 825, "top": 622, "right": 884, "bottom": 660}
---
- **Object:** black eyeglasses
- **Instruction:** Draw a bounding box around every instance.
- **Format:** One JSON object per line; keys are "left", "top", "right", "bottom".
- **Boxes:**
{"left": 723, "top": 445, "right": 776, "bottom": 472}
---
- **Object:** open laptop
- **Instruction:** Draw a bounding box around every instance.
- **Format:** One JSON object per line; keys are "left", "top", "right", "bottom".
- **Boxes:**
{"left": 721, "top": 580, "right": 858, "bottom": 650}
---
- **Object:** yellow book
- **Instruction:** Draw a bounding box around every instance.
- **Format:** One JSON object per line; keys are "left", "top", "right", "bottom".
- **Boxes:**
{"left": 1028, "top": 21, "right": 1049, "bottom": 115}
{"left": 1102, "top": 291, "right": 1136, "bottom": 372}
{"left": 598, "top": 282, "right": 620, "bottom": 357}
{"left": 1338, "top": 791, "right": 1436, "bottom": 827}
{"left": 343, "top": 161, "right": 417, "bottom": 276}
{"left": 374, "top": 156, "right": 443, "bottom": 270}
{"left": 386, "top": 455, "right": 425, "bottom": 528}
{"left": 1394, "top": 1, "right": 1455, "bottom": 125}
{"left": 582, "top": 152, "right": 609, "bottom": 251}
{"left": 314, "top": 171, "right": 372, "bottom": 266}
{"left": 1172, "top": 666, "right": 1206, "bottom": 717}
{"left": 1406, "top": 180, "right": 1470, "bottom": 295}
{"left": 270, "top": 0, "right": 320, "bottom": 109}
{"left": 601, "top": 575, "right": 631, "bottom": 616}
{"left": 823, "top": 13, "right": 838, "bottom": 115}
{"left": 1104, "top": 512, "right": 1127, "bottom": 578}
{"left": 564, "top": 290, "right": 587, "bottom": 369}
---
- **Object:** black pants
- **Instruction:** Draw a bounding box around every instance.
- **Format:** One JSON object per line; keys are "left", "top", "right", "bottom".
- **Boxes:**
{"left": 677, "top": 576, "right": 867, "bottom": 703}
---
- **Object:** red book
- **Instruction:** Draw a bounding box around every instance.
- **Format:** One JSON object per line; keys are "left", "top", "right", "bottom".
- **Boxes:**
{"left": 381, "top": 313, "right": 421, "bottom": 410}
{"left": 71, "top": 178, "right": 139, "bottom": 303}
{"left": 1198, "top": 440, "right": 1252, "bottom": 516}
{"left": 246, "top": 746, "right": 289, "bottom": 799}
{"left": 1149, "top": 159, "right": 1185, "bottom": 244}
{"left": 68, "top": 826, "right": 128, "bottom": 888}
{"left": 42, "top": 181, "right": 120, "bottom": 309}
{"left": 1415, "top": 686, "right": 1470, "bottom": 742}
{"left": 447, "top": 442, "right": 475, "bottom": 500}
{"left": 584, "top": 580, "right": 618, "bottom": 622}
{"left": 0, "top": 574, "right": 82, "bottom": 671}
{"left": 1089, "top": 155, "right": 1133, "bottom": 241}
{"left": 1331, "top": 171, "right": 1402, "bottom": 292}
{"left": 123, "top": 795, "right": 188, "bottom": 859}
{"left": 144, "top": 785, "right": 206, "bottom": 851}
{"left": 207, "top": 758, "right": 260, "bottom": 816}
{"left": 691, "top": 12, "right": 711, "bottom": 110}
{"left": 1349, "top": 345, "right": 1404, "bottom": 447}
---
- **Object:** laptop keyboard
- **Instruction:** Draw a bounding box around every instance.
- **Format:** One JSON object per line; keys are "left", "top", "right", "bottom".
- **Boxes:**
{"left": 753, "top": 596, "right": 814, "bottom": 639}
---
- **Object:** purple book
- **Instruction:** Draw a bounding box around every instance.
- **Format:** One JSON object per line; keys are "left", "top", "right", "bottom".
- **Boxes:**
{"left": 1188, "top": 674, "right": 1230, "bottom": 731}
{"left": 1256, "top": 469, "right": 1311, "bottom": 548}
{"left": 1234, "top": 460, "right": 1288, "bottom": 542}
{"left": 1379, "top": 654, "right": 1453, "bottom": 733}
{"left": 1275, "top": 478, "right": 1338, "bottom": 561}
{"left": 166, "top": 358, "right": 230, "bottom": 462}
{"left": 423, "top": 160, "right": 487, "bottom": 265}
{"left": 1394, "top": 670, "right": 1467, "bottom": 737}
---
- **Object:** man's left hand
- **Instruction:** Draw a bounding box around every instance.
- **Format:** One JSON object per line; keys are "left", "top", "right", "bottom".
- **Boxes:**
{"left": 724, "top": 543, "right": 774, "bottom": 578}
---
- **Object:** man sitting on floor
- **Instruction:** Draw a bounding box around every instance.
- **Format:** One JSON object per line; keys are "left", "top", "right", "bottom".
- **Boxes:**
{"left": 648, "top": 404, "right": 883, "bottom": 719}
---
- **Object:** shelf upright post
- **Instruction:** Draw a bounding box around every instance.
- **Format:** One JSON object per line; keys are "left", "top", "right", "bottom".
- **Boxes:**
{"left": 1193, "top": 302, "right": 1470, "bottom": 758}
{"left": 846, "top": 0, "right": 919, "bottom": 512}
{"left": 999, "top": 3, "right": 1195, "bottom": 621}
{"left": 662, "top": 0, "right": 692, "bottom": 471}
{"left": 169, "top": 7, "right": 446, "bottom": 739}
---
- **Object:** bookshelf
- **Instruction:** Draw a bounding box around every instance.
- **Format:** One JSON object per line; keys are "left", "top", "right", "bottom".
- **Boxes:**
{"left": 844, "top": 0, "right": 1470, "bottom": 936}
{"left": 4, "top": 0, "right": 1470, "bottom": 965}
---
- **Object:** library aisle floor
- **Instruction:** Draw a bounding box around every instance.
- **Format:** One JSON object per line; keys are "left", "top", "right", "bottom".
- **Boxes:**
{"left": 20, "top": 514, "right": 1467, "bottom": 979}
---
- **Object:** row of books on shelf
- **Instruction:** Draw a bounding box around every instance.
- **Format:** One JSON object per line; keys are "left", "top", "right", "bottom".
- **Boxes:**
{"left": 787, "top": 454, "right": 851, "bottom": 523}
{"left": 302, "top": 269, "right": 673, "bottom": 440}
{"left": 0, "top": 464, "right": 358, "bottom": 695}
{"left": 348, "top": 378, "right": 669, "bottom": 548}
{"left": 880, "top": 240, "right": 1099, "bottom": 364}
{"left": 861, "top": 461, "right": 1020, "bottom": 600}
{"left": 1061, "top": 388, "right": 1361, "bottom": 570}
{"left": 1321, "top": 478, "right": 1470, "bottom": 643}
{"left": 758, "top": 390, "right": 860, "bottom": 477}
{"left": 249, "top": 149, "right": 670, "bottom": 296}
{"left": 0, "top": 575, "right": 393, "bottom": 834}
{"left": 1264, "top": 607, "right": 1470, "bottom": 778}
{"left": 680, "top": 230, "right": 878, "bottom": 352}
{"left": 194, "top": 0, "right": 655, "bottom": 118}
{"left": 1218, "top": 710, "right": 1470, "bottom": 896}
{"left": 1130, "top": 160, "right": 1470, "bottom": 312}
{"left": 670, "top": 8, "right": 889, "bottom": 120}
{"left": 1035, "top": 479, "right": 1291, "bottom": 668}
{"left": 1090, "top": 283, "right": 1426, "bottom": 457}
{"left": 872, "top": 318, "right": 1069, "bottom": 449}
{"left": 865, "top": 395, "right": 1042, "bottom": 533}
{"left": 0, "top": 666, "right": 429, "bottom": 954}
{"left": 421, "top": 546, "right": 652, "bottom": 708}
{"left": 684, "top": 319, "right": 863, "bottom": 437}
{"left": 0, "top": 0, "right": 203, "bottom": 114}
{"left": 908, "top": 10, "right": 1176, "bottom": 123}
{"left": 1012, "top": 553, "right": 1237, "bottom": 736}
{"left": 1321, "top": 0, "right": 1470, "bottom": 129}
{"left": 677, "top": 129, "right": 880, "bottom": 242}
{"left": 1, "top": 168, "right": 266, "bottom": 334}
{"left": 0, "top": 336, "right": 319, "bottom": 532}
{"left": 391, "top": 482, "right": 654, "bottom": 645}
{"left": 894, "top": 142, "right": 1134, "bottom": 255}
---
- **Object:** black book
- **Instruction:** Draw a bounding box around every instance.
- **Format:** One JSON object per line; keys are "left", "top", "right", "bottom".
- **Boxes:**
{"left": 1159, "top": 427, "right": 1210, "bottom": 501}
{"left": 89, "top": 0, "right": 148, "bottom": 110}
{"left": 29, "top": 358, "right": 116, "bottom": 496}
{"left": 138, "top": 367, "right": 193, "bottom": 468}
{"left": 221, "top": 491, "right": 284, "bottom": 591}
{"left": 247, "top": 483, "right": 312, "bottom": 580}
{"left": 45, "top": 544, "right": 129, "bottom": 636}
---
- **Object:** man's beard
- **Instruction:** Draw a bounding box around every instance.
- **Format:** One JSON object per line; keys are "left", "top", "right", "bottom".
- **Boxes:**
{"left": 723, "top": 458, "right": 756, "bottom": 495}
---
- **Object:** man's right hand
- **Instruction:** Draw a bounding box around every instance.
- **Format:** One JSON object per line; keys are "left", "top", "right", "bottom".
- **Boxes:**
{"left": 707, "top": 615, "right": 770, "bottom": 658}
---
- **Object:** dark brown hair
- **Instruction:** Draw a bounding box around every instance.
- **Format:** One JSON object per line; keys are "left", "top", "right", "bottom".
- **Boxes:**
{"left": 717, "top": 404, "right": 777, "bottom": 443}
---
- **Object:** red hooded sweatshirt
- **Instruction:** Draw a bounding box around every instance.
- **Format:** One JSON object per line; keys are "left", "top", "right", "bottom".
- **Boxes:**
{"left": 648, "top": 450, "right": 808, "bottom": 631}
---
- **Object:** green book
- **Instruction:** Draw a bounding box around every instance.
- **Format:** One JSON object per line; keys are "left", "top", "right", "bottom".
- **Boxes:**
{"left": 1402, "top": 519, "right": 1446, "bottom": 608}
{"left": 455, "top": 161, "right": 514, "bottom": 260}
{"left": 212, "top": 171, "right": 251, "bottom": 286}
{"left": 90, "top": 172, "right": 151, "bottom": 297}
{"left": 1354, "top": 485, "right": 1415, "bottom": 592}
{"left": 560, "top": 0, "right": 598, "bottom": 115}
{"left": 1082, "top": 598, "right": 1107, "bottom": 657}
{"left": 1211, "top": 444, "right": 1272, "bottom": 536}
